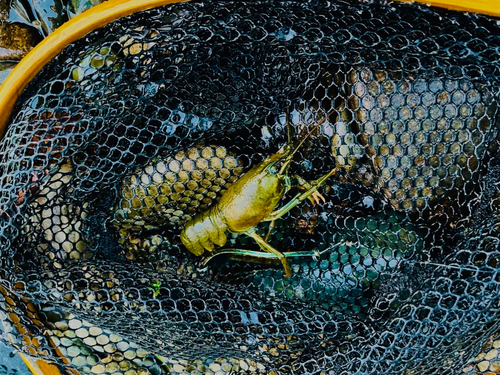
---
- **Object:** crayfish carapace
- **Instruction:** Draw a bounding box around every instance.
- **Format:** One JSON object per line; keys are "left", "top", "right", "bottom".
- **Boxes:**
{"left": 180, "top": 111, "right": 339, "bottom": 277}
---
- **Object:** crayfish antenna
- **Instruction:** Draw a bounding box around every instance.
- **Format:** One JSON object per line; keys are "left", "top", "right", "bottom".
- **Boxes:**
{"left": 285, "top": 110, "right": 295, "bottom": 149}
{"left": 279, "top": 107, "right": 339, "bottom": 176}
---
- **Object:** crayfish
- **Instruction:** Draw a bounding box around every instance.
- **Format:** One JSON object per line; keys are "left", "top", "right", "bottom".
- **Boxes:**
{"left": 180, "top": 111, "right": 338, "bottom": 277}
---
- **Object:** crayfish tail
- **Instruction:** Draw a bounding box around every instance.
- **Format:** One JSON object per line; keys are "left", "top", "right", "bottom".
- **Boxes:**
{"left": 180, "top": 206, "right": 228, "bottom": 256}
{"left": 180, "top": 228, "right": 205, "bottom": 256}
{"left": 210, "top": 225, "right": 227, "bottom": 247}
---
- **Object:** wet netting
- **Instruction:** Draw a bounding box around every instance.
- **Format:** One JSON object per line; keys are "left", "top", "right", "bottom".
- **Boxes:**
{"left": 1, "top": 0, "right": 500, "bottom": 374}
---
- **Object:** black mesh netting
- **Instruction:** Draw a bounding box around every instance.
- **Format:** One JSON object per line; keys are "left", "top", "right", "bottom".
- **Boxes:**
{"left": 1, "top": 0, "right": 500, "bottom": 374}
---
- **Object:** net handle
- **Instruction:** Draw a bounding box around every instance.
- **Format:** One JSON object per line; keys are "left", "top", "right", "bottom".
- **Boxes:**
{"left": 0, "top": 0, "right": 189, "bottom": 141}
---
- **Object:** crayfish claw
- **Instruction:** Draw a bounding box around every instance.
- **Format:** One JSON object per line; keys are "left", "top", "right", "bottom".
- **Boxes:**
{"left": 312, "top": 250, "right": 320, "bottom": 261}
{"left": 308, "top": 190, "right": 326, "bottom": 206}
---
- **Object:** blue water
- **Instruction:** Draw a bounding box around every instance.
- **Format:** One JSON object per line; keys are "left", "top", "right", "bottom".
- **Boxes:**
{"left": 0, "top": 341, "right": 30, "bottom": 375}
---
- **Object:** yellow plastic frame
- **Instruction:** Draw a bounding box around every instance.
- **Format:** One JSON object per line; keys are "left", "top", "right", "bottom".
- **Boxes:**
{"left": 400, "top": 0, "right": 500, "bottom": 17}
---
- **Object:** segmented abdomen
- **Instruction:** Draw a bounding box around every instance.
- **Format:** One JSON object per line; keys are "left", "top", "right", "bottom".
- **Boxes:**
{"left": 180, "top": 205, "right": 228, "bottom": 256}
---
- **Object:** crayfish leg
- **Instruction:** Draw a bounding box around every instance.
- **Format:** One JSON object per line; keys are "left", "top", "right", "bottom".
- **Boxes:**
{"left": 202, "top": 249, "right": 318, "bottom": 267}
{"left": 294, "top": 175, "right": 327, "bottom": 205}
{"left": 245, "top": 230, "right": 292, "bottom": 277}
{"left": 263, "top": 220, "right": 275, "bottom": 242}
{"left": 264, "top": 166, "right": 340, "bottom": 222}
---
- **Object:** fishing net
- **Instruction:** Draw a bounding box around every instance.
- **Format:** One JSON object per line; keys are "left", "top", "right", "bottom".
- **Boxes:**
{"left": 1, "top": 0, "right": 500, "bottom": 374}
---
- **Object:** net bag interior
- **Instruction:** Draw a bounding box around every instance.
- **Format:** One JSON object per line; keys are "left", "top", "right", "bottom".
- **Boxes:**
{"left": 1, "top": 0, "right": 500, "bottom": 374}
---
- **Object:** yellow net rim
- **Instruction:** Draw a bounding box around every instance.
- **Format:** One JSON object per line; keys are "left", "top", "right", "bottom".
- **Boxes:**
{"left": 400, "top": 0, "right": 500, "bottom": 18}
